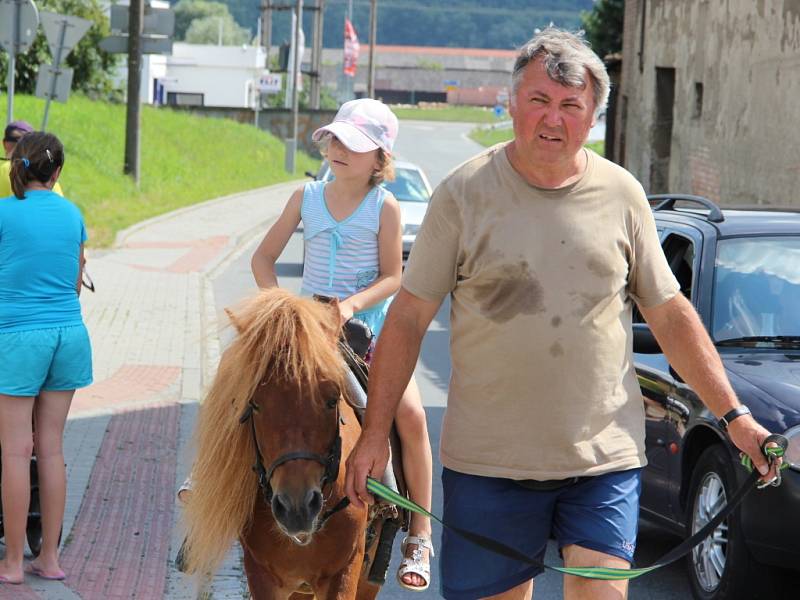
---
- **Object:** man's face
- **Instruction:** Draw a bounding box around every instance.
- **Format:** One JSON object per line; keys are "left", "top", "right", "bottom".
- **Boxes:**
{"left": 509, "top": 58, "right": 596, "bottom": 166}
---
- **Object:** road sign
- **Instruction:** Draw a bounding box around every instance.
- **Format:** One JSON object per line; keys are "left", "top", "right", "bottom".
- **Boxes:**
{"left": 258, "top": 73, "right": 282, "bottom": 94}
{"left": 35, "top": 65, "right": 74, "bottom": 103}
{"left": 110, "top": 4, "right": 175, "bottom": 37}
{"left": 39, "top": 11, "right": 91, "bottom": 62}
{"left": 0, "top": 0, "right": 39, "bottom": 53}
{"left": 443, "top": 79, "right": 460, "bottom": 92}
{"left": 99, "top": 34, "right": 172, "bottom": 55}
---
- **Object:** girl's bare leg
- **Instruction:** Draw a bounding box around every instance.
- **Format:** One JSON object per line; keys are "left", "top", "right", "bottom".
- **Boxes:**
{"left": 30, "top": 389, "right": 74, "bottom": 575}
{"left": 394, "top": 376, "right": 434, "bottom": 589}
{"left": 0, "top": 393, "right": 35, "bottom": 583}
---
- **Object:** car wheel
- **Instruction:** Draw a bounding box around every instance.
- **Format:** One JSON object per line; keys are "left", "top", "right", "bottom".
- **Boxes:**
{"left": 686, "top": 444, "right": 757, "bottom": 600}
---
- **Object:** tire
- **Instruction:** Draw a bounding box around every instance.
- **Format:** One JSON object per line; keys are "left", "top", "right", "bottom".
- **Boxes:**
{"left": 686, "top": 444, "right": 758, "bottom": 600}
{"left": 26, "top": 523, "right": 63, "bottom": 557}
{"left": 26, "top": 517, "right": 43, "bottom": 556}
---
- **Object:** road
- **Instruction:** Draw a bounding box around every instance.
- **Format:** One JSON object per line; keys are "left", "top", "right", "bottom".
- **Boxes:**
{"left": 211, "top": 121, "right": 692, "bottom": 598}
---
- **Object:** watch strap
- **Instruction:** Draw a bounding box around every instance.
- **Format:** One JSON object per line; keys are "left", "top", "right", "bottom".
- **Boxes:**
{"left": 718, "top": 406, "right": 751, "bottom": 431}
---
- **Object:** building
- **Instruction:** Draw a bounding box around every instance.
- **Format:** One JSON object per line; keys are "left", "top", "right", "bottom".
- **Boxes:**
{"left": 131, "top": 42, "right": 514, "bottom": 109}
{"left": 160, "top": 43, "right": 267, "bottom": 108}
{"left": 320, "top": 45, "right": 515, "bottom": 106}
{"left": 615, "top": 0, "right": 800, "bottom": 206}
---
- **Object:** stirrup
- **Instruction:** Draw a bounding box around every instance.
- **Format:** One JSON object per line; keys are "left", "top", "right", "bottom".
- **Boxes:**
{"left": 397, "top": 535, "right": 434, "bottom": 592}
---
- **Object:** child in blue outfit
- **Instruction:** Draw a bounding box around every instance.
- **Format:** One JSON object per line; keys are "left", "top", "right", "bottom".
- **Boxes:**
{"left": 251, "top": 99, "right": 435, "bottom": 590}
{"left": 0, "top": 132, "right": 92, "bottom": 584}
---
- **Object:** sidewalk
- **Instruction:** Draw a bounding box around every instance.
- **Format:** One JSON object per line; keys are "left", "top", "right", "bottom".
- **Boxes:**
{"left": 0, "top": 181, "right": 300, "bottom": 599}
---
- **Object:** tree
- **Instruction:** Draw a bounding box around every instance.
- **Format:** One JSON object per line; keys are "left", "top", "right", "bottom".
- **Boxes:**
{"left": 185, "top": 14, "right": 251, "bottom": 45}
{"left": 581, "top": 0, "right": 624, "bottom": 60}
{"left": 174, "top": 0, "right": 231, "bottom": 41}
{"left": 0, "top": 0, "right": 118, "bottom": 98}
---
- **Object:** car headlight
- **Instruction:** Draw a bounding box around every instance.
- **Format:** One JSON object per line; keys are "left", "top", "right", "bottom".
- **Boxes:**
{"left": 784, "top": 425, "right": 800, "bottom": 471}
{"left": 403, "top": 224, "right": 420, "bottom": 236}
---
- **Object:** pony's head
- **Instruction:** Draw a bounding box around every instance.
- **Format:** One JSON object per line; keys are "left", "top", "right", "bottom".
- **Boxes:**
{"left": 184, "top": 288, "right": 347, "bottom": 573}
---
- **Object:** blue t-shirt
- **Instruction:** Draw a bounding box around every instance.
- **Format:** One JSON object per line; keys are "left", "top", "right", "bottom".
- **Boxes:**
{"left": 0, "top": 190, "right": 87, "bottom": 331}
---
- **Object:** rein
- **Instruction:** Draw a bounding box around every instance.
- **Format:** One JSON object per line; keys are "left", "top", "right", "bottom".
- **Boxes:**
{"left": 239, "top": 394, "right": 351, "bottom": 530}
{"left": 367, "top": 435, "right": 788, "bottom": 581}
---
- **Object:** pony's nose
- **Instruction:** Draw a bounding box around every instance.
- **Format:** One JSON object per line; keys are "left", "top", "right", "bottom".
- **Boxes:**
{"left": 272, "top": 490, "right": 323, "bottom": 533}
{"left": 305, "top": 489, "right": 323, "bottom": 519}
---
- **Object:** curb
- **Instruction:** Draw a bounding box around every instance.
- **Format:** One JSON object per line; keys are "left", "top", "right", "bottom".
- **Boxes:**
{"left": 113, "top": 179, "right": 308, "bottom": 249}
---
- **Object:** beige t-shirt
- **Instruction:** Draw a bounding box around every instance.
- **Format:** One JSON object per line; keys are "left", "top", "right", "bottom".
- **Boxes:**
{"left": 403, "top": 143, "right": 679, "bottom": 480}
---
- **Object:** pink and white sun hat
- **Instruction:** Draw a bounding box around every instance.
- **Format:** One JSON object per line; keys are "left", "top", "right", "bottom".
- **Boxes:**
{"left": 312, "top": 98, "right": 399, "bottom": 154}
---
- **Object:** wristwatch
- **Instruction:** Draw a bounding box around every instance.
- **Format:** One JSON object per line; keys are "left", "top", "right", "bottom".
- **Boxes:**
{"left": 717, "top": 406, "right": 751, "bottom": 431}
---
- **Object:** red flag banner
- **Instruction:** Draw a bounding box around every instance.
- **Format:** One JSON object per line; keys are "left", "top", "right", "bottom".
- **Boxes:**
{"left": 343, "top": 18, "right": 360, "bottom": 77}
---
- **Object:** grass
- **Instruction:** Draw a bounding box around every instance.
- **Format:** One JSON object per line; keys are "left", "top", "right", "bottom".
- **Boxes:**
{"left": 391, "top": 104, "right": 506, "bottom": 123}
{"left": 3, "top": 94, "right": 319, "bottom": 247}
{"left": 469, "top": 124, "right": 605, "bottom": 156}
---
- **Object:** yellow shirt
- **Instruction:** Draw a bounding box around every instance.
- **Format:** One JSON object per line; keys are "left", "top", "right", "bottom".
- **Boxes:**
{"left": 0, "top": 159, "right": 64, "bottom": 197}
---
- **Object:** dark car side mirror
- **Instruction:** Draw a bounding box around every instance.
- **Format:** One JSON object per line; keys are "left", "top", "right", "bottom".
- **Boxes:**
{"left": 633, "top": 323, "right": 662, "bottom": 354}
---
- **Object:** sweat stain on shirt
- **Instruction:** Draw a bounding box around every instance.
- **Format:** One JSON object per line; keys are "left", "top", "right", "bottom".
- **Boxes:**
{"left": 473, "top": 260, "right": 545, "bottom": 323}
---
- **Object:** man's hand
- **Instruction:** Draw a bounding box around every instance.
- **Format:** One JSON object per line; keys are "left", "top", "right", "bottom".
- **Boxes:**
{"left": 727, "top": 415, "right": 784, "bottom": 484}
{"left": 344, "top": 430, "right": 390, "bottom": 508}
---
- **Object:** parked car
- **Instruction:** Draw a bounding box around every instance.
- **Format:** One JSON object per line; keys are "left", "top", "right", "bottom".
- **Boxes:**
{"left": 307, "top": 159, "right": 433, "bottom": 263}
{"left": 634, "top": 195, "right": 800, "bottom": 599}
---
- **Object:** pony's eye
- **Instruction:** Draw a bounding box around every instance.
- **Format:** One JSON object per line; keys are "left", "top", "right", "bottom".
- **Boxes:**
{"left": 326, "top": 396, "right": 338, "bottom": 409}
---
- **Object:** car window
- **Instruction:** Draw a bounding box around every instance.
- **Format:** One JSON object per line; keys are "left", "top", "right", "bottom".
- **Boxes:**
{"left": 382, "top": 168, "right": 430, "bottom": 203}
{"left": 662, "top": 234, "right": 695, "bottom": 300}
{"left": 633, "top": 232, "right": 695, "bottom": 324}
{"left": 712, "top": 236, "right": 800, "bottom": 342}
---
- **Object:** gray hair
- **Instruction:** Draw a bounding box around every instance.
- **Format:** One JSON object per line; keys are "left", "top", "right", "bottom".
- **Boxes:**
{"left": 511, "top": 28, "right": 610, "bottom": 117}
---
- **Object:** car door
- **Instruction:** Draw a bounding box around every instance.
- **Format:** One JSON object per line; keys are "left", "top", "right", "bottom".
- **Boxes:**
{"left": 637, "top": 225, "right": 703, "bottom": 525}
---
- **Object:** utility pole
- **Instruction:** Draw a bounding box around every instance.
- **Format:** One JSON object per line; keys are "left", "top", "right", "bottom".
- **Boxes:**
{"left": 286, "top": 0, "right": 302, "bottom": 173}
{"left": 309, "top": 0, "right": 324, "bottom": 109}
{"left": 367, "top": 0, "right": 376, "bottom": 98}
{"left": 260, "top": 0, "right": 272, "bottom": 66}
{"left": 5, "top": 0, "right": 20, "bottom": 123}
{"left": 124, "top": 0, "right": 144, "bottom": 184}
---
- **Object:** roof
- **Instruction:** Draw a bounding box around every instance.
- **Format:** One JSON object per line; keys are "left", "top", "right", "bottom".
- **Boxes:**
{"left": 655, "top": 207, "right": 800, "bottom": 237}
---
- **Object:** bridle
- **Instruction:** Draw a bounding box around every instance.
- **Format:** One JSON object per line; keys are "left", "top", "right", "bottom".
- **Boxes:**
{"left": 239, "top": 387, "right": 350, "bottom": 531}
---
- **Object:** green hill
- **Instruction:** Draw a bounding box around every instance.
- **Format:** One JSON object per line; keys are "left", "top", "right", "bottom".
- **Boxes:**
{"left": 209, "top": 0, "right": 593, "bottom": 50}
{"left": 5, "top": 95, "right": 318, "bottom": 247}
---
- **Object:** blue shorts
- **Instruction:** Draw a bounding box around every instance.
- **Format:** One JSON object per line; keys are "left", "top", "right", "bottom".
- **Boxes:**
{"left": 440, "top": 466, "right": 642, "bottom": 599}
{"left": 0, "top": 324, "right": 93, "bottom": 396}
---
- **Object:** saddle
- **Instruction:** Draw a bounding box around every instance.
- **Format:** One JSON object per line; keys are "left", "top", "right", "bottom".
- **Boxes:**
{"left": 338, "top": 319, "right": 410, "bottom": 585}
{"left": 339, "top": 319, "right": 408, "bottom": 507}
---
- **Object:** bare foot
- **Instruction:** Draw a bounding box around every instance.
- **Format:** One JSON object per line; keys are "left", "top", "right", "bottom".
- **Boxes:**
{"left": 0, "top": 560, "right": 24, "bottom": 585}
{"left": 26, "top": 558, "right": 65, "bottom": 580}
{"left": 177, "top": 488, "right": 192, "bottom": 504}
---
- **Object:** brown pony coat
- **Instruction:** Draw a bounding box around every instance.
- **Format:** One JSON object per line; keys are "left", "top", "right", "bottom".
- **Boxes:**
{"left": 182, "top": 288, "right": 379, "bottom": 598}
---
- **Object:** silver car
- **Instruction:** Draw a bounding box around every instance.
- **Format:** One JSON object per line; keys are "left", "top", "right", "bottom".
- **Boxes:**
{"left": 308, "top": 159, "right": 434, "bottom": 265}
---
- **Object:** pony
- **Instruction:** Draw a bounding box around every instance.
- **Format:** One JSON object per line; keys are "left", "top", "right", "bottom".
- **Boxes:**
{"left": 182, "top": 288, "right": 385, "bottom": 599}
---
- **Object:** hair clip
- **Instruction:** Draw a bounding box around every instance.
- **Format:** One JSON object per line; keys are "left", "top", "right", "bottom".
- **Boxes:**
{"left": 21, "top": 158, "right": 30, "bottom": 168}
{"left": 46, "top": 149, "right": 53, "bottom": 163}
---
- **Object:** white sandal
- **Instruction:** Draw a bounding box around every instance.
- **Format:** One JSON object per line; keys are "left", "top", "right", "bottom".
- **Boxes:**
{"left": 177, "top": 476, "right": 193, "bottom": 504}
{"left": 397, "top": 534, "right": 434, "bottom": 592}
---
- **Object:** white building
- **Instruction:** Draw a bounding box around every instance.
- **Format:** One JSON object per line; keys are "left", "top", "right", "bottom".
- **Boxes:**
{"left": 159, "top": 43, "right": 268, "bottom": 108}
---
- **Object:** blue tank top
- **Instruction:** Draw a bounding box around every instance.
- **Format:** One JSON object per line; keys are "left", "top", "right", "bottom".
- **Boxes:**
{"left": 0, "top": 190, "right": 87, "bottom": 331}
{"left": 300, "top": 180, "right": 392, "bottom": 337}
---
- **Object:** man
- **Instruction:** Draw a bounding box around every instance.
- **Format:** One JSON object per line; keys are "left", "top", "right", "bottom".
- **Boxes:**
{"left": 1, "top": 121, "right": 63, "bottom": 197}
{"left": 344, "top": 28, "right": 781, "bottom": 600}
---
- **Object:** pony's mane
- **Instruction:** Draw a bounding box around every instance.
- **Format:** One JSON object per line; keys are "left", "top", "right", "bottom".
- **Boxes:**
{"left": 183, "top": 288, "right": 346, "bottom": 575}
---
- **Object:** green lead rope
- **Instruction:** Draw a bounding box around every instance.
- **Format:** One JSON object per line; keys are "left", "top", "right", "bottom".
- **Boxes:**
{"left": 366, "top": 438, "right": 787, "bottom": 581}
